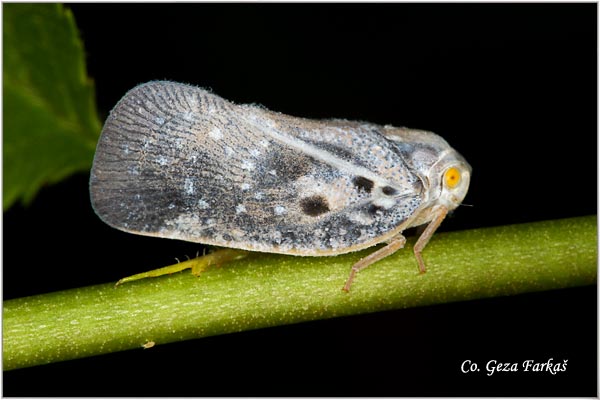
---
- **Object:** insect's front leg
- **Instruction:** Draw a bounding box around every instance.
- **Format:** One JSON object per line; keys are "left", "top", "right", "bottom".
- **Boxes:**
{"left": 343, "top": 235, "right": 407, "bottom": 292}
{"left": 413, "top": 205, "right": 448, "bottom": 274}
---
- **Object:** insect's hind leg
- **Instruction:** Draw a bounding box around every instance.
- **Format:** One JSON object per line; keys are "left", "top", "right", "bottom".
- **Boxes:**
{"left": 115, "top": 248, "right": 250, "bottom": 287}
{"left": 342, "top": 235, "right": 406, "bottom": 292}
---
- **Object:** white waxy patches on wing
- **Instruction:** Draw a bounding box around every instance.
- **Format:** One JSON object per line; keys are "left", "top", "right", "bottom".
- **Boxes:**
{"left": 241, "top": 183, "right": 251, "bottom": 191}
{"left": 349, "top": 211, "right": 374, "bottom": 225}
{"left": 274, "top": 205, "right": 287, "bottom": 216}
{"left": 184, "top": 178, "right": 195, "bottom": 195}
{"left": 204, "top": 99, "right": 216, "bottom": 114}
{"left": 198, "top": 199, "right": 209, "bottom": 210}
{"left": 208, "top": 127, "right": 223, "bottom": 140}
{"left": 157, "top": 156, "right": 168, "bottom": 166}
{"left": 329, "top": 236, "right": 343, "bottom": 249}
{"left": 241, "top": 160, "right": 255, "bottom": 171}
{"left": 187, "top": 95, "right": 198, "bottom": 108}
{"left": 373, "top": 197, "right": 396, "bottom": 210}
{"left": 236, "top": 204, "right": 247, "bottom": 214}
{"left": 249, "top": 148, "right": 261, "bottom": 157}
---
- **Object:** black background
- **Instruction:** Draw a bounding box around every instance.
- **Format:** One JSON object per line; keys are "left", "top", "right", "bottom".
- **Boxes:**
{"left": 4, "top": 3, "right": 597, "bottom": 396}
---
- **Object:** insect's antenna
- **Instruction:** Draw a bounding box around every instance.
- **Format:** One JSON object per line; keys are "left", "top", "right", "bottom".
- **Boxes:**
{"left": 459, "top": 203, "right": 474, "bottom": 207}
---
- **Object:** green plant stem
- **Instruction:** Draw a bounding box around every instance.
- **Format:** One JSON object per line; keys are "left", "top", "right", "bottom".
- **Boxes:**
{"left": 3, "top": 216, "right": 596, "bottom": 370}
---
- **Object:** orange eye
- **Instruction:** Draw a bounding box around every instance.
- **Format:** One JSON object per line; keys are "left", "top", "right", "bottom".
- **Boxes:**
{"left": 444, "top": 167, "right": 461, "bottom": 188}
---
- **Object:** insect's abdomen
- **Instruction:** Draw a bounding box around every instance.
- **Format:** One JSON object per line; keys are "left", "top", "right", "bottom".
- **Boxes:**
{"left": 90, "top": 81, "right": 422, "bottom": 256}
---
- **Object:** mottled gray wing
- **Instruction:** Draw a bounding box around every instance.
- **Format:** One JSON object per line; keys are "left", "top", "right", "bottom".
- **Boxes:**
{"left": 90, "top": 81, "right": 423, "bottom": 255}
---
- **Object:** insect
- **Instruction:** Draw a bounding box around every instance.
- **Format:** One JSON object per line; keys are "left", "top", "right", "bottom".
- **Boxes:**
{"left": 90, "top": 81, "right": 471, "bottom": 291}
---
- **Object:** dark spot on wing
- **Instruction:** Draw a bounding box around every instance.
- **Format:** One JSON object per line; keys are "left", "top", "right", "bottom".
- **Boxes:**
{"left": 368, "top": 203, "right": 384, "bottom": 216}
{"left": 300, "top": 195, "right": 330, "bottom": 216}
{"left": 382, "top": 186, "right": 398, "bottom": 196}
{"left": 353, "top": 176, "right": 374, "bottom": 193}
{"left": 258, "top": 147, "right": 312, "bottom": 184}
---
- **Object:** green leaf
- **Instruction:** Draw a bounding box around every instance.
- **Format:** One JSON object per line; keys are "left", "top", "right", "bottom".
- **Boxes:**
{"left": 3, "top": 216, "right": 596, "bottom": 370}
{"left": 3, "top": 3, "right": 101, "bottom": 210}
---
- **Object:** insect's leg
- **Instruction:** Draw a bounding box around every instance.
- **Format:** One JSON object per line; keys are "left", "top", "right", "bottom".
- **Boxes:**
{"left": 190, "top": 248, "right": 249, "bottom": 276}
{"left": 115, "top": 248, "right": 249, "bottom": 286}
{"left": 413, "top": 205, "right": 449, "bottom": 274}
{"left": 343, "top": 235, "right": 406, "bottom": 292}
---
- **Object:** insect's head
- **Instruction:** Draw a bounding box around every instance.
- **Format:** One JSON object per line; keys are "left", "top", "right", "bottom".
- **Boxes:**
{"left": 430, "top": 149, "right": 471, "bottom": 211}
{"left": 384, "top": 127, "right": 471, "bottom": 211}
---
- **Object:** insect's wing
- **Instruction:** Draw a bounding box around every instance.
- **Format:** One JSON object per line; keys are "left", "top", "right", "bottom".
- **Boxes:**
{"left": 90, "top": 81, "right": 423, "bottom": 255}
